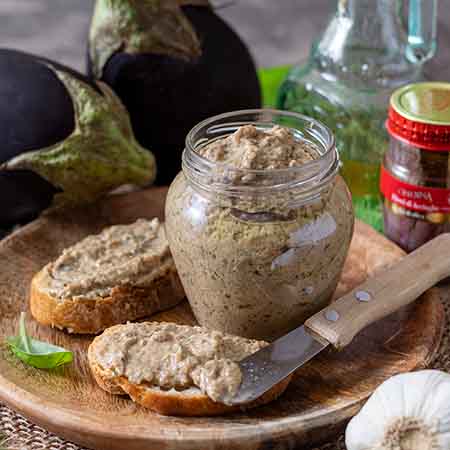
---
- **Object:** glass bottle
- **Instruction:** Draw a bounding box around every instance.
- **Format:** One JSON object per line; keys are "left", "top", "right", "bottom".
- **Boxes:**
{"left": 278, "top": 0, "right": 438, "bottom": 231}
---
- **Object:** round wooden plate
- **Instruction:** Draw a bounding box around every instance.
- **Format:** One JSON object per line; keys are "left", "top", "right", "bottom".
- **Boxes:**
{"left": 0, "top": 188, "right": 444, "bottom": 450}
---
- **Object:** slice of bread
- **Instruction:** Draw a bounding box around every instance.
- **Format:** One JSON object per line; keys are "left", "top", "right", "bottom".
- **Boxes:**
{"left": 30, "top": 219, "right": 185, "bottom": 334}
{"left": 88, "top": 322, "right": 292, "bottom": 416}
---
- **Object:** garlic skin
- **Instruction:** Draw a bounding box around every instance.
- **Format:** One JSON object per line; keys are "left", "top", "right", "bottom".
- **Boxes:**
{"left": 346, "top": 370, "right": 450, "bottom": 450}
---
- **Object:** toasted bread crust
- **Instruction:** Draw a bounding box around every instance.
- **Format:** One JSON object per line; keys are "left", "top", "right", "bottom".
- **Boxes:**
{"left": 118, "top": 375, "right": 291, "bottom": 416}
{"left": 88, "top": 326, "right": 292, "bottom": 416}
{"left": 30, "top": 268, "right": 185, "bottom": 334}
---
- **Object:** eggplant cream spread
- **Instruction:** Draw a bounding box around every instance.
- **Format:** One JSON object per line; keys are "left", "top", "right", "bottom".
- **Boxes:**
{"left": 166, "top": 124, "right": 354, "bottom": 340}
{"left": 199, "top": 125, "right": 316, "bottom": 171}
{"left": 93, "top": 322, "right": 266, "bottom": 404}
{"left": 41, "top": 219, "right": 173, "bottom": 300}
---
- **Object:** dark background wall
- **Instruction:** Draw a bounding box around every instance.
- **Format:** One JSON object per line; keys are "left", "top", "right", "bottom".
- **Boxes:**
{"left": 1, "top": 0, "right": 448, "bottom": 76}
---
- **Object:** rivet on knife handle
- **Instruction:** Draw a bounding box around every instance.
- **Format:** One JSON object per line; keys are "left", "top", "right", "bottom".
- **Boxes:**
{"left": 305, "top": 233, "right": 450, "bottom": 350}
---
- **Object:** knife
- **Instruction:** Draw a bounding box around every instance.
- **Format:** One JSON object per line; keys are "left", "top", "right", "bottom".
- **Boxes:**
{"left": 228, "top": 233, "right": 450, "bottom": 405}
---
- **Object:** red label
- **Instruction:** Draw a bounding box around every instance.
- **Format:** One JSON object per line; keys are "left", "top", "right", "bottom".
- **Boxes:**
{"left": 380, "top": 166, "right": 450, "bottom": 213}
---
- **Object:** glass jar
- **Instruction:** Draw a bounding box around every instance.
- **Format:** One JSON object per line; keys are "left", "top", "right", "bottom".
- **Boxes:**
{"left": 278, "top": 0, "right": 438, "bottom": 231}
{"left": 165, "top": 110, "right": 354, "bottom": 340}
{"left": 382, "top": 83, "right": 450, "bottom": 253}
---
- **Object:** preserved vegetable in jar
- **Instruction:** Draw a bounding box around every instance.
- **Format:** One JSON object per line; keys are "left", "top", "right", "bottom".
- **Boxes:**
{"left": 165, "top": 110, "right": 354, "bottom": 341}
{"left": 381, "top": 83, "right": 450, "bottom": 252}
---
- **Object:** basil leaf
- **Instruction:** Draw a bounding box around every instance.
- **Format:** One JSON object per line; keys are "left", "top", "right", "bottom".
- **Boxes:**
{"left": 6, "top": 313, "right": 73, "bottom": 369}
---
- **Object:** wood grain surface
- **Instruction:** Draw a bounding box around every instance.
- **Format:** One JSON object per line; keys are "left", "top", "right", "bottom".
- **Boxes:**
{"left": 0, "top": 187, "right": 445, "bottom": 450}
{"left": 306, "top": 233, "right": 450, "bottom": 349}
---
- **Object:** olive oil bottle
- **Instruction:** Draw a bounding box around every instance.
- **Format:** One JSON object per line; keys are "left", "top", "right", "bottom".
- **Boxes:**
{"left": 278, "top": 0, "right": 437, "bottom": 231}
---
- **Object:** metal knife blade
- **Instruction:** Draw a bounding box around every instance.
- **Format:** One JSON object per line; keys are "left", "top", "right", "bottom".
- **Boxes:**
{"left": 228, "top": 325, "right": 329, "bottom": 405}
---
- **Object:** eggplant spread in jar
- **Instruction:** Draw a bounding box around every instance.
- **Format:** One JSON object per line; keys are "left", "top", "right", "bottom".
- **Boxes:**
{"left": 166, "top": 112, "right": 354, "bottom": 341}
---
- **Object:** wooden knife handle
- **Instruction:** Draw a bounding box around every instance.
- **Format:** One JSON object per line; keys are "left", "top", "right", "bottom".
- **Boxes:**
{"left": 305, "top": 233, "right": 450, "bottom": 350}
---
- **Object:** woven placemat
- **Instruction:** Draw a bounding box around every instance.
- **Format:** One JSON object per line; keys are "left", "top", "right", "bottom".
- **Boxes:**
{"left": 1, "top": 293, "right": 448, "bottom": 450}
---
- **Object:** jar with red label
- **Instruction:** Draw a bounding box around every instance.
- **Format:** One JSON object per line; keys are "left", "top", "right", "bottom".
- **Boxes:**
{"left": 381, "top": 82, "right": 450, "bottom": 252}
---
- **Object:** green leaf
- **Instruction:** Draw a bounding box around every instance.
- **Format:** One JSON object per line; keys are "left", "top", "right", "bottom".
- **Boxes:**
{"left": 258, "top": 65, "right": 292, "bottom": 108}
{"left": 6, "top": 313, "right": 73, "bottom": 370}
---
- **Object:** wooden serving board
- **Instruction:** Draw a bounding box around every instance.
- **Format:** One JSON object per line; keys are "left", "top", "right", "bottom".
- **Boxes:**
{"left": 0, "top": 188, "right": 444, "bottom": 450}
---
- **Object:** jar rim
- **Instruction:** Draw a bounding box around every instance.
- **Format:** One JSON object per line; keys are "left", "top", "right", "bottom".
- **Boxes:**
{"left": 186, "top": 109, "right": 336, "bottom": 174}
{"left": 182, "top": 109, "right": 340, "bottom": 200}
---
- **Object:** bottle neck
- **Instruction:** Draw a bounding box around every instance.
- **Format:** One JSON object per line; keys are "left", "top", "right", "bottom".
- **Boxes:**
{"left": 315, "top": 0, "right": 421, "bottom": 89}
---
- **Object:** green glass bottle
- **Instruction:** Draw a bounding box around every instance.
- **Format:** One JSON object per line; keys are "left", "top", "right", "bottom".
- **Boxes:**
{"left": 278, "top": 0, "right": 437, "bottom": 230}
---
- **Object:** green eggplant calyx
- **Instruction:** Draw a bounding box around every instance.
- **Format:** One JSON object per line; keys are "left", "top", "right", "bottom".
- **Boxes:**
{"left": 1, "top": 68, "right": 156, "bottom": 206}
{"left": 89, "top": 0, "right": 203, "bottom": 79}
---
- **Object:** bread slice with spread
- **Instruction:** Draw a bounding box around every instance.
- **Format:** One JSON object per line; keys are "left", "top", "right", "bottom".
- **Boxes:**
{"left": 88, "top": 321, "right": 291, "bottom": 416}
{"left": 30, "top": 219, "right": 185, "bottom": 334}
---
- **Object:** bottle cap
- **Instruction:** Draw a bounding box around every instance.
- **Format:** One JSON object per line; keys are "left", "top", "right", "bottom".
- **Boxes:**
{"left": 387, "top": 82, "right": 450, "bottom": 151}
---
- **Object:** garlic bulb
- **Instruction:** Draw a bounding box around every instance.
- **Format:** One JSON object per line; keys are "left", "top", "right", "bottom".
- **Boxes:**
{"left": 346, "top": 370, "right": 450, "bottom": 450}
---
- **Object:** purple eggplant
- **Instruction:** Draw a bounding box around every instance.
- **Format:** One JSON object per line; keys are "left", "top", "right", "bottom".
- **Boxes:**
{"left": 87, "top": 0, "right": 261, "bottom": 185}
{"left": 0, "top": 49, "right": 156, "bottom": 227}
